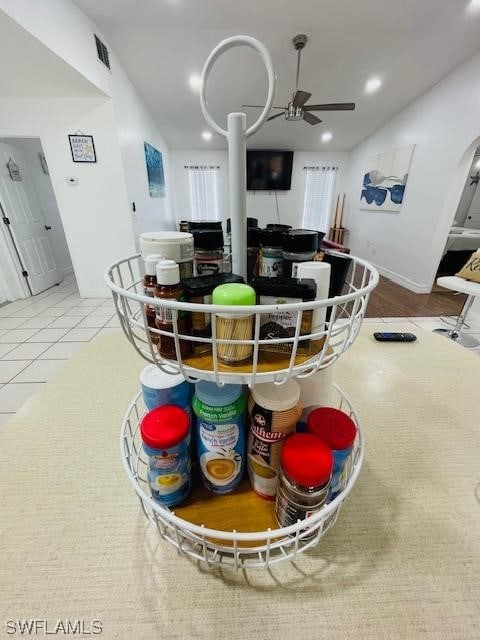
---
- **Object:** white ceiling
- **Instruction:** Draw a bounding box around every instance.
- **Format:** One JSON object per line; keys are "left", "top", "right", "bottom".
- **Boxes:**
{"left": 0, "top": 10, "right": 102, "bottom": 97}
{"left": 74, "top": 0, "right": 480, "bottom": 150}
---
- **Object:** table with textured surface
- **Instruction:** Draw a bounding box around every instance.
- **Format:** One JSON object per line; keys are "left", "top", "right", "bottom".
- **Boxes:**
{"left": 0, "top": 326, "right": 479, "bottom": 640}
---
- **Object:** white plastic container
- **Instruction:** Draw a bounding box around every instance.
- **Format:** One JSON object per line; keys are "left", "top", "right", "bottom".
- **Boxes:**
{"left": 140, "top": 231, "right": 194, "bottom": 279}
{"left": 296, "top": 364, "right": 335, "bottom": 429}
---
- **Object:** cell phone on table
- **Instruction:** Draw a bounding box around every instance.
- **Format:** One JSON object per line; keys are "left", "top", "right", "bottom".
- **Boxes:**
{"left": 373, "top": 332, "right": 417, "bottom": 342}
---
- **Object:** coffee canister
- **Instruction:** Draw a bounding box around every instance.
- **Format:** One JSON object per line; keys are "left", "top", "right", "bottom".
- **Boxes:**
{"left": 295, "top": 364, "right": 335, "bottom": 431}
{"left": 139, "top": 231, "right": 194, "bottom": 279}
{"left": 193, "top": 381, "right": 246, "bottom": 494}
{"left": 140, "top": 405, "right": 191, "bottom": 507}
{"left": 247, "top": 379, "right": 302, "bottom": 500}
{"left": 307, "top": 407, "right": 357, "bottom": 499}
{"left": 275, "top": 433, "right": 333, "bottom": 530}
{"left": 140, "top": 365, "right": 192, "bottom": 413}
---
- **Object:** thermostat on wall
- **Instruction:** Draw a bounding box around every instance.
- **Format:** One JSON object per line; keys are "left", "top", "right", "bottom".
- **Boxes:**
{"left": 66, "top": 177, "right": 79, "bottom": 186}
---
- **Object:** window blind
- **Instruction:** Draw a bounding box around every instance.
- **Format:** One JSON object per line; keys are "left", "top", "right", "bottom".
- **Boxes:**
{"left": 185, "top": 165, "right": 220, "bottom": 221}
{"left": 301, "top": 166, "right": 337, "bottom": 232}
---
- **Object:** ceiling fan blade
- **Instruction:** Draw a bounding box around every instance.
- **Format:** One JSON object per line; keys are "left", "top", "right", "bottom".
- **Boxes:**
{"left": 241, "top": 105, "right": 285, "bottom": 109}
{"left": 303, "top": 111, "right": 322, "bottom": 125}
{"left": 304, "top": 102, "right": 356, "bottom": 111}
{"left": 292, "top": 90, "right": 312, "bottom": 108}
{"left": 267, "top": 112, "right": 285, "bottom": 122}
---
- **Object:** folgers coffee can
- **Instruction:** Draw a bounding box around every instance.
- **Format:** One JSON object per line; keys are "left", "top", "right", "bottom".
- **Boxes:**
{"left": 275, "top": 433, "right": 333, "bottom": 531}
{"left": 247, "top": 380, "right": 302, "bottom": 500}
{"left": 307, "top": 407, "right": 357, "bottom": 500}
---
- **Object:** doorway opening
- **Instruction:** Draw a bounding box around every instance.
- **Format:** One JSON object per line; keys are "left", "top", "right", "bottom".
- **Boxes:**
{"left": 434, "top": 143, "right": 480, "bottom": 283}
{"left": 0, "top": 137, "right": 72, "bottom": 302}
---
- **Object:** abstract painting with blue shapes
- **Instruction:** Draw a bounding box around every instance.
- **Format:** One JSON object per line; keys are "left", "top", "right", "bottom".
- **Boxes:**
{"left": 144, "top": 142, "right": 165, "bottom": 198}
{"left": 360, "top": 144, "right": 415, "bottom": 212}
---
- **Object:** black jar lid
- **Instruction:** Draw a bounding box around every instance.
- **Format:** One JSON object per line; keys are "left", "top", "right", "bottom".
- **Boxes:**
{"left": 266, "top": 223, "right": 292, "bottom": 230}
{"left": 260, "top": 227, "right": 285, "bottom": 248}
{"left": 282, "top": 229, "right": 318, "bottom": 253}
{"left": 301, "top": 229, "right": 326, "bottom": 251}
{"left": 192, "top": 229, "right": 224, "bottom": 250}
{"left": 247, "top": 227, "right": 261, "bottom": 248}
{"left": 226, "top": 217, "right": 258, "bottom": 233}
{"left": 188, "top": 220, "right": 223, "bottom": 231}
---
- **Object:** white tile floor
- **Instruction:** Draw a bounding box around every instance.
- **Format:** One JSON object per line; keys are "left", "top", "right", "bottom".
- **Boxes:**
{"left": 0, "top": 274, "right": 119, "bottom": 424}
{"left": 0, "top": 274, "right": 479, "bottom": 428}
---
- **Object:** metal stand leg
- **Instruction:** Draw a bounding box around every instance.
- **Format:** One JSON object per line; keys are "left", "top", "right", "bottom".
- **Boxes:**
{"left": 433, "top": 295, "right": 480, "bottom": 348}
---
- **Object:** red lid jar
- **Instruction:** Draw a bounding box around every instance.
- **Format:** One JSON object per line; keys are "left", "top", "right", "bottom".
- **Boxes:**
{"left": 140, "top": 405, "right": 190, "bottom": 451}
{"left": 281, "top": 433, "right": 333, "bottom": 489}
{"left": 307, "top": 407, "right": 357, "bottom": 452}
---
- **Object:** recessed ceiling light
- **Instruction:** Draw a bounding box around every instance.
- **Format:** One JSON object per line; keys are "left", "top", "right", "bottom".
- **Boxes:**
{"left": 365, "top": 77, "right": 382, "bottom": 93}
{"left": 475, "top": 158, "right": 480, "bottom": 169}
{"left": 321, "top": 132, "right": 333, "bottom": 143}
{"left": 202, "top": 131, "right": 212, "bottom": 141}
{"left": 188, "top": 74, "right": 202, "bottom": 91}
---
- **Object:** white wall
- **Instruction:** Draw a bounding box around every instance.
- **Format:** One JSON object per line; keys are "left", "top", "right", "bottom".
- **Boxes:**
{"left": 345, "top": 51, "right": 480, "bottom": 293}
{"left": 111, "top": 63, "right": 174, "bottom": 241}
{"left": 0, "top": 98, "right": 136, "bottom": 297}
{"left": 0, "top": 0, "right": 112, "bottom": 96}
{"left": 170, "top": 150, "right": 351, "bottom": 230}
{"left": 454, "top": 156, "right": 479, "bottom": 227}
{"left": 2, "top": 138, "right": 73, "bottom": 275}
{"left": 0, "top": 0, "right": 175, "bottom": 295}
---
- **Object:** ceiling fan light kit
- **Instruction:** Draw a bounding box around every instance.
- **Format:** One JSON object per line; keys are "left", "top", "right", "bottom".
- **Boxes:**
{"left": 243, "top": 33, "right": 355, "bottom": 127}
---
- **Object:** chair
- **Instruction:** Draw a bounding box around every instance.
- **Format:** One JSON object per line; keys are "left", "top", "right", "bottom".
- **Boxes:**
{"left": 434, "top": 276, "right": 480, "bottom": 348}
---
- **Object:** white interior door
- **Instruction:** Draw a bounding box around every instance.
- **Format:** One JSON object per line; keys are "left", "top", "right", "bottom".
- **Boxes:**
{"left": 0, "top": 143, "right": 61, "bottom": 295}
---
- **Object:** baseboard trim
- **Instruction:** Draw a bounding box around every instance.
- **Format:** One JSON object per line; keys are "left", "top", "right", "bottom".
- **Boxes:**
{"left": 372, "top": 263, "right": 431, "bottom": 294}
{"left": 80, "top": 289, "right": 109, "bottom": 298}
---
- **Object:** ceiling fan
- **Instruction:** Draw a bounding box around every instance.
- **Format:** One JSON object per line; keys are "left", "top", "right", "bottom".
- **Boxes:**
{"left": 243, "top": 34, "right": 355, "bottom": 126}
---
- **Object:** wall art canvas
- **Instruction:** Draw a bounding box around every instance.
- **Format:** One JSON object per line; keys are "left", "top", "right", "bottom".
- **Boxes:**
{"left": 69, "top": 134, "right": 96, "bottom": 163}
{"left": 360, "top": 144, "right": 415, "bottom": 212}
{"left": 144, "top": 142, "right": 165, "bottom": 198}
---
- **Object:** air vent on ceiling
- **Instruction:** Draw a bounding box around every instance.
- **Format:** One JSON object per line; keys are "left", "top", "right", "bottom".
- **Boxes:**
{"left": 94, "top": 34, "right": 110, "bottom": 70}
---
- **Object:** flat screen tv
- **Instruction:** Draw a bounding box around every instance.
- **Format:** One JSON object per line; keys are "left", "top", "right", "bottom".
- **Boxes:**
{"left": 246, "top": 150, "right": 294, "bottom": 191}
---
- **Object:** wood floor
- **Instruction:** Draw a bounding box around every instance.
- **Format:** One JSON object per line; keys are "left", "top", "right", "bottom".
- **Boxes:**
{"left": 364, "top": 275, "right": 466, "bottom": 317}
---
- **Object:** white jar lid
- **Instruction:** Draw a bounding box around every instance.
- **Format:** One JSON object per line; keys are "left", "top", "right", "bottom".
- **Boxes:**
{"left": 140, "top": 364, "right": 186, "bottom": 390}
{"left": 156, "top": 259, "right": 180, "bottom": 285}
{"left": 140, "top": 231, "right": 194, "bottom": 262}
{"left": 144, "top": 254, "right": 164, "bottom": 276}
{"left": 250, "top": 379, "right": 300, "bottom": 412}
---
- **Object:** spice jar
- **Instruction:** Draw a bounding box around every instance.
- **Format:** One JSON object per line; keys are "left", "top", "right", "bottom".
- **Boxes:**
{"left": 193, "top": 381, "right": 246, "bottom": 494}
{"left": 155, "top": 260, "right": 191, "bottom": 360}
{"left": 259, "top": 227, "right": 284, "bottom": 278}
{"left": 212, "top": 283, "right": 255, "bottom": 363}
{"left": 247, "top": 227, "right": 261, "bottom": 282}
{"left": 140, "top": 405, "right": 191, "bottom": 507}
{"left": 193, "top": 229, "right": 224, "bottom": 276}
{"left": 181, "top": 273, "right": 244, "bottom": 355}
{"left": 247, "top": 379, "right": 302, "bottom": 500}
{"left": 307, "top": 407, "right": 357, "bottom": 500}
{"left": 275, "top": 433, "right": 333, "bottom": 531}
{"left": 188, "top": 220, "right": 223, "bottom": 232}
{"left": 282, "top": 230, "right": 319, "bottom": 278}
{"left": 143, "top": 254, "right": 163, "bottom": 337}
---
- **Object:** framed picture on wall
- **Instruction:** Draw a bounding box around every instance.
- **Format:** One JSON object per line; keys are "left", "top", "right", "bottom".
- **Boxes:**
{"left": 144, "top": 142, "right": 165, "bottom": 197}
{"left": 69, "top": 134, "right": 97, "bottom": 163}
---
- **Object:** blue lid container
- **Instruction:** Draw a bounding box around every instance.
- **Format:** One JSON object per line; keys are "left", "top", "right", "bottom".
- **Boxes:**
{"left": 194, "top": 381, "right": 243, "bottom": 408}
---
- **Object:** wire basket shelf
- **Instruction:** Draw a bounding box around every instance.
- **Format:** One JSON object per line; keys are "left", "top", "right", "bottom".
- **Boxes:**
{"left": 121, "top": 383, "right": 364, "bottom": 570}
{"left": 105, "top": 252, "right": 378, "bottom": 386}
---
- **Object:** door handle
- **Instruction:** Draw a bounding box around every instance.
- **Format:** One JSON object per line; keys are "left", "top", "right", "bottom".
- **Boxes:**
{"left": 44, "top": 225, "right": 52, "bottom": 230}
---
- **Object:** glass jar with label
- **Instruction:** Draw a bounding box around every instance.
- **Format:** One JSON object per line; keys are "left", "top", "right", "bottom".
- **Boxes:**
{"left": 154, "top": 260, "right": 191, "bottom": 360}
{"left": 143, "top": 254, "right": 163, "bottom": 334}
{"left": 282, "top": 229, "right": 319, "bottom": 278}
{"left": 193, "top": 381, "right": 246, "bottom": 494}
{"left": 259, "top": 228, "right": 284, "bottom": 278}
{"left": 275, "top": 433, "right": 333, "bottom": 531}
{"left": 193, "top": 230, "right": 224, "bottom": 276}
